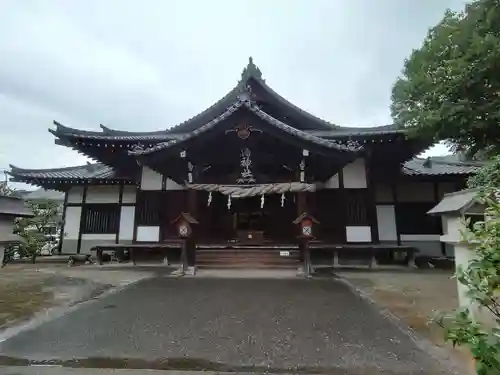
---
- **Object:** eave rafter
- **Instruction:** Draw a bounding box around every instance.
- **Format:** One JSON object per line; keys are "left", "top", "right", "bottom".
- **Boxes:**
{"left": 7, "top": 163, "right": 136, "bottom": 191}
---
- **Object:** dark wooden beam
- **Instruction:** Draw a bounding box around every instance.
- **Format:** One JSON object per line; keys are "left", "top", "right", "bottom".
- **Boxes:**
{"left": 116, "top": 184, "right": 124, "bottom": 244}
{"left": 76, "top": 186, "right": 88, "bottom": 254}
{"left": 57, "top": 190, "right": 69, "bottom": 254}
{"left": 365, "top": 158, "right": 379, "bottom": 244}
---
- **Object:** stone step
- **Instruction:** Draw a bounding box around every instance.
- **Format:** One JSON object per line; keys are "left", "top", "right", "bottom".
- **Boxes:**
{"left": 196, "top": 248, "right": 300, "bottom": 269}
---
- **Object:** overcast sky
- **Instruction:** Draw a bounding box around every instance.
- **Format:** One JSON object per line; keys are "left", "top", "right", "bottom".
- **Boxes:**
{"left": 0, "top": 0, "right": 468, "bottom": 184}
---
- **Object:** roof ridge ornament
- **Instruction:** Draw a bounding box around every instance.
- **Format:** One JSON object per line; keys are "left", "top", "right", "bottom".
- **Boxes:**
{"left": 240, "top": 56, "right": 264, "bottom": 82}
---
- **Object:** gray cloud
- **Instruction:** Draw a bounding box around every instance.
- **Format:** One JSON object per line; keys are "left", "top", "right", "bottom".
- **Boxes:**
{"left": 0, "top": 0, "right": 467, "bottom": 186}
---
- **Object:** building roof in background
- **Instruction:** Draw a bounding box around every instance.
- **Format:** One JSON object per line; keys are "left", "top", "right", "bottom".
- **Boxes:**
{"left": 402, "top": 156, "right": 484, "bottom": 176}
{"left": 21, "top": 188, "right": 65, "bottom": 201}
{"left": 0, "top": 196, "right": 34, "bottom": 218}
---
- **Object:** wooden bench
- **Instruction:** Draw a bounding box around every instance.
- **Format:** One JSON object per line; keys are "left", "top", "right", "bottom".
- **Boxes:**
{"left": 90, "top": 242, "right": 182, "bottom": 265}
{"left": 310, "top": 244, "right": 418, "bottom": 270}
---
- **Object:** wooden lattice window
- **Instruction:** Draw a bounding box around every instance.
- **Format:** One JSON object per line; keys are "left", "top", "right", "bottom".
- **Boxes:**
{"left": 345, "top": 189, "right": 369, "bottom": 226}
{"left": 82, "top": 204, "right": 120, "bottom": 234}
{"left": 136, "top": 191, "right": 164, "bottom": 226}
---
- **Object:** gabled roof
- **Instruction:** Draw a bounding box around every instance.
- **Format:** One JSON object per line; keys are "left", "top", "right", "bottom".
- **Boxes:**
{"left": 427, "top": 188, "right": 483, "bottom": 216}
{"left": 48, "top": 58, "right": 407, "bottom": 144}
{"left": 130, "top": 93, "right": 361, "bottom": 157}
{"left": 402, "top": 156, "right": 484, "bottom": 176}
{"left": 166, "top": 57, "right": 340, "bottom": 133}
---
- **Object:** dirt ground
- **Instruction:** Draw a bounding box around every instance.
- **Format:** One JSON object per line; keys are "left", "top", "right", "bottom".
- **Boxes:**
{"left": 0, "top": 266, "right": 54, "bottom": 328}
{"left": 0, "top": 263, "right": 159, "bottom": 334}
{"left": 339, "top": 270, "right": 476, "bottom": 375}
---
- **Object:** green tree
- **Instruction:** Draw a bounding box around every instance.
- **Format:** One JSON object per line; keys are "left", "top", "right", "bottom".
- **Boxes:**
{"left": 391, "top": 0, "right": 500, "bottom": 158}
{"left": 467, "top": 155, "right": 500, "bottom": 188}
{"left": 14, "top": 199, "right": 60, "bottom": 263}
{"left": 0, "top": 181, "right": 20, "bottom": 197}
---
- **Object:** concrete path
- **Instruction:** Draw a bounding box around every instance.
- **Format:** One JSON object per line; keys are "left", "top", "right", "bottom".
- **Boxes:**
{"left": 0, "top": 277, "right": 448, "bottom": 374}
{"left": 1, "top": 368, "right": 224, "bottom": 375}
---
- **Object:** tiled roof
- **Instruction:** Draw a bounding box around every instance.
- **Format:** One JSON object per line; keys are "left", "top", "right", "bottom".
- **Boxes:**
{"left": 21, "top": 188, "right": 65, "bottom": 201}
{"left": 166, "top": 57, "right": 338, "bottom": 133}
{"left": 402, "top": 157, "right": 483, "bottom": 176}
{"left": 130, "top": 94, "right": 362, "bottom": 156}
{"left": 0, "top": 196, "right": 34, "bottom": 217}
{"left": 50, "top": 59, "right": 405, "bottom": 141}
{"left": 9, "top": 154, "right": 482, "bottom": 186}
{"left": 427, "top": 188, "right": 483, "bottom": 216}
{"left": 306, "top": 125, "right": 404, "bottom": 137}
{"left": 8, "top": 163, "right": 127, "bottom": 181}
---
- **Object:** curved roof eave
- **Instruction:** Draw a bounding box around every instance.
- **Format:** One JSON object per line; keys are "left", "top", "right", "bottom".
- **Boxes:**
{"left": 130, "top": 95, "right": 362, "bottom": 157}
{"left": 99, "top": 124, "right": 170, "bottom": 136}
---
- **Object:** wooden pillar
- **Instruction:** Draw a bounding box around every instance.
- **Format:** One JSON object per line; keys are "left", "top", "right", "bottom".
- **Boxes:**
{"left": 57, "top": 190, "right": 69, "bottom": 254}
{"left": 76, "top": 186, "right": 88, "bottom": 254}
{"left": 392, "top": 183, "right": 401, "bottom": 246}
{"left": 365, "top": 158, "right": 379, "bottom": 244}
{"left": 188, "top": 189, "right": 197, "bottom": 215}
{"left": 116, "top": 185, "right": 124, "bottom": 244}
{"left": 434, "top": 181, "right": 447, "bottom": 256}
{"left": 297, "top": 191, "right": 307, "bottom": 215}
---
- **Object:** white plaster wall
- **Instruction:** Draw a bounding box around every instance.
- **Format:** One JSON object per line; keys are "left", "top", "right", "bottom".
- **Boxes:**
{"left": 455, "top": 244, "right": 475, "bottom": 308}
{"left": 376, "top": 205, "right": 397, "bottom": 241}
{"left": 346, "top": 226, "right": 371, "bottom": 242}
{"left": 441, "top": 217, "right": 462, "bottom": 242}
{"left": 375, "top": 184, "right": 393, "bottom": 203}
{"left": 122, "top": 186, "right": 137, "bottom": 203}
{"left": 166, "top": 178, "right": 186, "bottom": 190}
{"left": 64, "top": 207, "right": 81, "bottom": 239}
{"left": 324, "top": 174, "right": 339, "bottom": 189}
{"left": 119, "top": 206, "right": 135, "bottom": 241}
{"left": 86, "top": 186, "right": 119, "bottom": 203}
{"left": 81, "top": 233, "right": 116, "bottom": 241}
{"left": 136, "top": 226, "right": 160, "bottom": 242}
{"left": 396, "top": 182, "right": 434, "bottom": 202}
{"left": 342, "top": 159, "right": 367, "bottom": 189}
{"left": 67, "top": 187, "right": 84, "bottom": 204}
{"left": 140, "top": 166, "right": 163, "bottom": 190}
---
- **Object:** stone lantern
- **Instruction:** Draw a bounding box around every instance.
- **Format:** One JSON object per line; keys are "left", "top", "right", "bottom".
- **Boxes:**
{"left": 171, "top": 212, "right": 198, "bottom": 275}
{"left": 172, "top": 212, "right": 198, "bottom": 239}
{"left": 293, "top": 212, "right": 319, "bottom": 239}
{"left": 293, "top": 212, "right": 319, "bottom": 276}
{"left": 428, "top": 188, "right": 490, "bottom": 323}
{"left": 0, "top": 196, "right": 34, "bottom": 267}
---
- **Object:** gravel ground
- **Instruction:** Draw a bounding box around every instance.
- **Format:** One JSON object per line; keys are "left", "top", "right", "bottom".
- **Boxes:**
{"left": 339, "top": 270, "right": 474, "bottom": 375}
{"left": 0, "top": 277, "right": 449, "bottom": 374}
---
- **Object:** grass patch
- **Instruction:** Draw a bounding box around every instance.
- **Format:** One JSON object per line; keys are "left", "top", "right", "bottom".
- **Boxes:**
{"left": 0, "top": 282, "right": 52, "bottom": 328}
